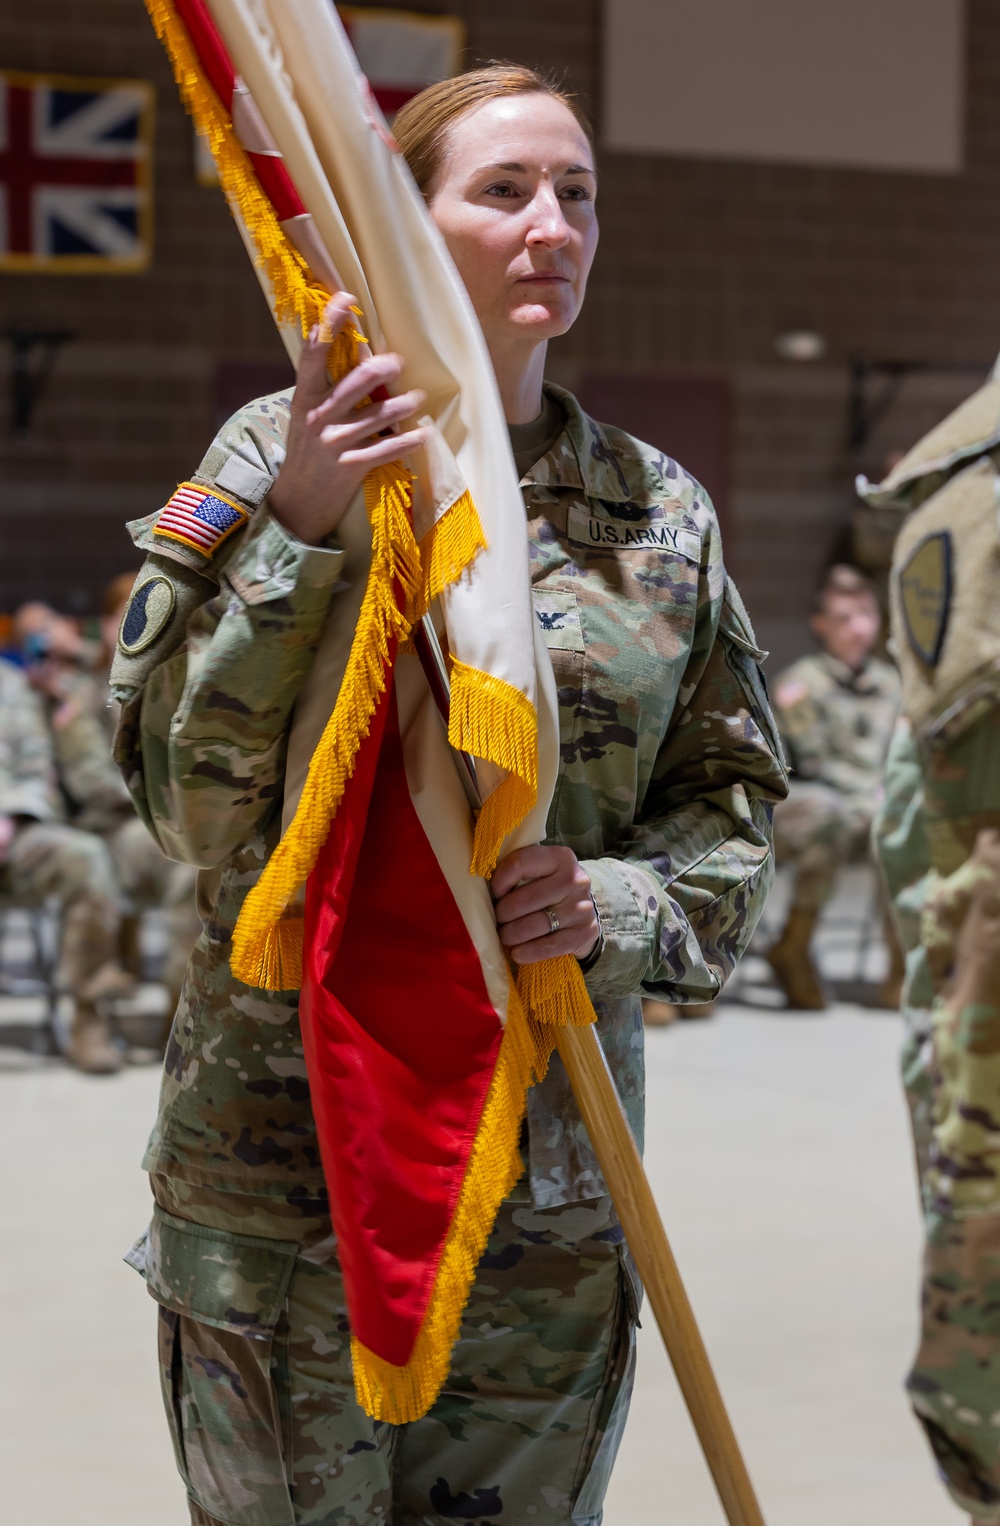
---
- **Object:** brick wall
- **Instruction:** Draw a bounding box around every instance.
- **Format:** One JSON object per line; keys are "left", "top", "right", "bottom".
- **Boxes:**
{"left": 2, "top": 0, "right": 999, "bottom": 668}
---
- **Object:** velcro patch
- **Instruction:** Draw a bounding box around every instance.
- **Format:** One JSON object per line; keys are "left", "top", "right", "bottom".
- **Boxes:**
{"left": 567, "top": 505, "right": 701, "bottom": 559}
{"left": 118, "top": 574, "right": 176, "bottom": 656}
{"left": 532, "top": 588, "right": 585, "bottom": 651}
{"left": 899, "top": 530, "right": 953, "bottom": 667}
{"left": 154, "top": 481, "right": 249, "bottom": 557}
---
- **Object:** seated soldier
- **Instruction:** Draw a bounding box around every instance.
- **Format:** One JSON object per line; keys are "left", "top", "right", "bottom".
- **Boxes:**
{"left": 0, "top": 655, "right": 127, "bottom": 1072}
{"left": 20, "top": 579, "right": 200, "bottom": 1046}
{"left": 767, "top": 563, "right": 902, "bottom": 1010}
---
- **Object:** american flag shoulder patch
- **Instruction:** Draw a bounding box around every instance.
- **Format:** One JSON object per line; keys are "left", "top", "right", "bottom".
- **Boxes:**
{"left": 154, "top": 481, "right": 250, "bottom": 557}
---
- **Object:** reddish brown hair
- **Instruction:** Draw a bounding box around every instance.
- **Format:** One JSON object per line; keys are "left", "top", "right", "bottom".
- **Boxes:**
{"left": 393, "top": 62, "right": 593, "bottom": 197}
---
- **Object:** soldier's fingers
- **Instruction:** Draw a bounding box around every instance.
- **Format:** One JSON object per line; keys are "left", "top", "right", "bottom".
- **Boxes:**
{"left": 493, "top": 855, "right": 585, "bottom": 925}
{"left": 493, "top": 874, "right": 566, "bottom": 927}
{"left": 295, "top": 295, "right": 357, "bottom": 405}
{"left": 319, "top": 390, "right": 426, "bottom": 450}
{"left": 490, "top": 844, "right": 549, "bottom": 899}
{"left": 506, "top": 926, "right": 593, "bottom": 964}
{"left": 308, "top": 353, "right": 405, "bottom": 428}
{"left": 497, "top": 904, "right": 583, "bottom": 947}
{"left": 339, "top": 425, "right": 431, "bottom": 472}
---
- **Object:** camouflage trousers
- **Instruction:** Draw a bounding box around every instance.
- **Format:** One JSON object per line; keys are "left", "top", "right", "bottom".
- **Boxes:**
{"left": 133, "top": 1189, "right": 638, "bottom": 1526}
{"left": 771, "top": 780, "right": 872, "bottom": 911}
{"left": 904, "top": 1006, "right": 1000, "bottom": 1525}
{"left": 105, "top": 815, "right": 199, "bottom": 994}
{"left": 1, "top": 819, "right": 120, "bottom": 993}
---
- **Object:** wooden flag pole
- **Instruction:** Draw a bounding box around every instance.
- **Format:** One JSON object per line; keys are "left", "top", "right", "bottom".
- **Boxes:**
{"left": 554, "top": 1023, "right": 766, "bottom": 1526}
{"left": 415, "top": 617, "right": 767, "bottom": 1526}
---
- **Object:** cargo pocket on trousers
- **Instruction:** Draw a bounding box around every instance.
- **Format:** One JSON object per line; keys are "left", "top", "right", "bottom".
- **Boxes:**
{"left": 144, "top": 1206, "right": 298, "bottom": 1526}
{"left": 571, "top": 1251, "right": 640, "bottom": 1526}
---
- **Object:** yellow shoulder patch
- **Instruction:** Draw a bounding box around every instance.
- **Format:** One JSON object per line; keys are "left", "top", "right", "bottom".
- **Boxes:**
{"left": 898, "top": 530, "right": 952, "bottom": 668}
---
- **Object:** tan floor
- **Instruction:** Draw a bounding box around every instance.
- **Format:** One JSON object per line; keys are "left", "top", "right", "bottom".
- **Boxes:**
{"left": 0, "top": 995, "right": 957, "bottom": 1526}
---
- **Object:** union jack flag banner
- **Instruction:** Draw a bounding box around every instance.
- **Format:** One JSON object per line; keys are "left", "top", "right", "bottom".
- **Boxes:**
{"left": 0, "top": 69, "right": 154, "bottom": 273}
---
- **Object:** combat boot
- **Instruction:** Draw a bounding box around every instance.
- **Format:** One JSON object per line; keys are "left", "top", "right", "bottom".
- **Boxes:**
{"left": 65, "top": 1001, "right": 123, "bottom": 1074}
{"left": 642, "top": 998, "right": 716, "bottom": 1025}
{"left": 642, "top": 999, "right": 677, "bottom": 1027}
{"left": 766, "top": 907, "right": 826, "bottom": 1010}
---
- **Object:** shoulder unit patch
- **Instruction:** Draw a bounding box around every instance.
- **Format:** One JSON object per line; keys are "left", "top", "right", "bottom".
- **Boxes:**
{"left": 118, "top": 574, "right": 176, "bottom": 656}
{"left": 898, "top": 529, "right": 953, "bottom": 668}
{"left": 154, "top": 480, "right": 249, "bottom": 557}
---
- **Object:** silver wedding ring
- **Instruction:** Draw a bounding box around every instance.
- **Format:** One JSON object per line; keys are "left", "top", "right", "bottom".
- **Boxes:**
{"left": 545, "top": 906, "right": 561, "bottom": 935}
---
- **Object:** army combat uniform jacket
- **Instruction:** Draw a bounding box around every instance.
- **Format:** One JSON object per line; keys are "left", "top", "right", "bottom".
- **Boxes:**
{"left": 112, "top": 383, "right": 786, "bottom": 1230}
{"left": 869, "top": 369, "right": 1000, "bottom": 1521}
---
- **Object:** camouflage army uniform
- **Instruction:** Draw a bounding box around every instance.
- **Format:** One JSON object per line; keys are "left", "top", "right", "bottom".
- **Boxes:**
{"left": 771, "top": 649, "right": 900, "bottom": 912}
{"left": 48, "top": 668, "right": 199, "bottom": 1000}
{"left": 869, "top": 369, "right": 1000, "bottom": 1520}
{"left": 0, "top": 657, "right": 125, "bottom": 1054}
{"left": 113, "top": 382, "right": 786, "bottom": 1525}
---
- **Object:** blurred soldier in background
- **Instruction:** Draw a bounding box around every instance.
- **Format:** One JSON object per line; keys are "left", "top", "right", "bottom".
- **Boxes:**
{"left": 0, "top": 655, "right": 127, "bottom": 1072}
{"left": 867, "top": 365, "right": 1000, "bottom": 1526}
{"left": 19, "top": 579, "right": 199, "bottom": 1046}
{"left": 767, "top": 564, "right": 901, "bottom": 1010}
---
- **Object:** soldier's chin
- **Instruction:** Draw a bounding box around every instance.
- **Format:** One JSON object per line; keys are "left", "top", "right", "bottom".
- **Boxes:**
{"left": 508, "top": 297, "right": 577, "bottom": 340}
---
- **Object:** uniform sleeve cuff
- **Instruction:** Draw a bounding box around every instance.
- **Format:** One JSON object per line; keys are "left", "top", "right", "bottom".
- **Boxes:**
{"left": 223, "top": 507, "right": 347, "bottom": 606}
{"left": 577, "top": 857, "right": 652, "bottom": 998}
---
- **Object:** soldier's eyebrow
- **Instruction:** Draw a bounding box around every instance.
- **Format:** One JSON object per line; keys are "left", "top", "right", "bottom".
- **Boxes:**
{"left": 481, "top": 161, "right": 597, "bottom": 178}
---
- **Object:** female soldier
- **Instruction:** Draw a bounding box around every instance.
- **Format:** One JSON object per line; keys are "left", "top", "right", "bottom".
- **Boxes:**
{"left": 115, "top": 65, "right": 785, "bottom": 1526}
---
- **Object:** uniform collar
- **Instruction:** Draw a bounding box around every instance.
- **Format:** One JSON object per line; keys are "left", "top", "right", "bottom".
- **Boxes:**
{"left": 519, "top": 382, "right": 634, "bottom": 502}
{"left": 818, "top": 650, "right": 879, "bottom": 692}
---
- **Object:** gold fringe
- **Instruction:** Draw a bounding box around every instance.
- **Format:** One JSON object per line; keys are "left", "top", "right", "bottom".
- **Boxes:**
{"left": 417, "top": 490, "right": 488, "bottom": 616}
{"left": 447, "top": 659, "right": 538, "bottom": 878}
{"left": 230, "top": 460, "right": 419, "bottom": 988}
{"left": 234, "top": 916, "right": 304, "bottom": 992}
{"left": 145, "top": 0, "right": 332, "bottom": 337}
{"left": 231, "top": 485, "right": 497, "bottom": 988}
{"left": 351, "top": 957, "right": 597, "bottom": 1423}
{"left": 516, "top": 954, "right": 600, "bottom": 1028}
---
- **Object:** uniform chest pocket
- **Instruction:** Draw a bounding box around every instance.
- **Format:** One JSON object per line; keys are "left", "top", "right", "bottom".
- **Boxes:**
{"left": 532, "top": 586, "right": 586, "bottom": 652}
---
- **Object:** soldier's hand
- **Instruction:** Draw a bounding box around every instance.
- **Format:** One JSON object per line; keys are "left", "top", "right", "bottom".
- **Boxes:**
{"left": 0, "top": 814, "right": 15, "bottom": 865}
{"left": 491, "top": 845, "right": 600, "bottom": 965}
{"left": 268, "top": 293, "right": 429, "bottom": 547}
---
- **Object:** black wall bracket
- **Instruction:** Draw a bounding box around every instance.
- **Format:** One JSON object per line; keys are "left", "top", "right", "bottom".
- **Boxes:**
{"left": 2, "top": 327, "right": 76, "bottom": 437}
{"left": 848, "top": 354, "right": 991, "bottom": 454}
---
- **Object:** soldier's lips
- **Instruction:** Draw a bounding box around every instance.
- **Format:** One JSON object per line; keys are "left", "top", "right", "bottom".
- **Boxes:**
{"left": 515, "top": 273, "right": 571, "bottom": 285}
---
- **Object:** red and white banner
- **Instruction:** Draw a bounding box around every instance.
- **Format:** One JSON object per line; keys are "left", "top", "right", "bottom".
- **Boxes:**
{"left": 195, "top": 6, "right": 462, "bottom": 183}
{"left": 340, "top": 5, "right": 464, "bottom": 117}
